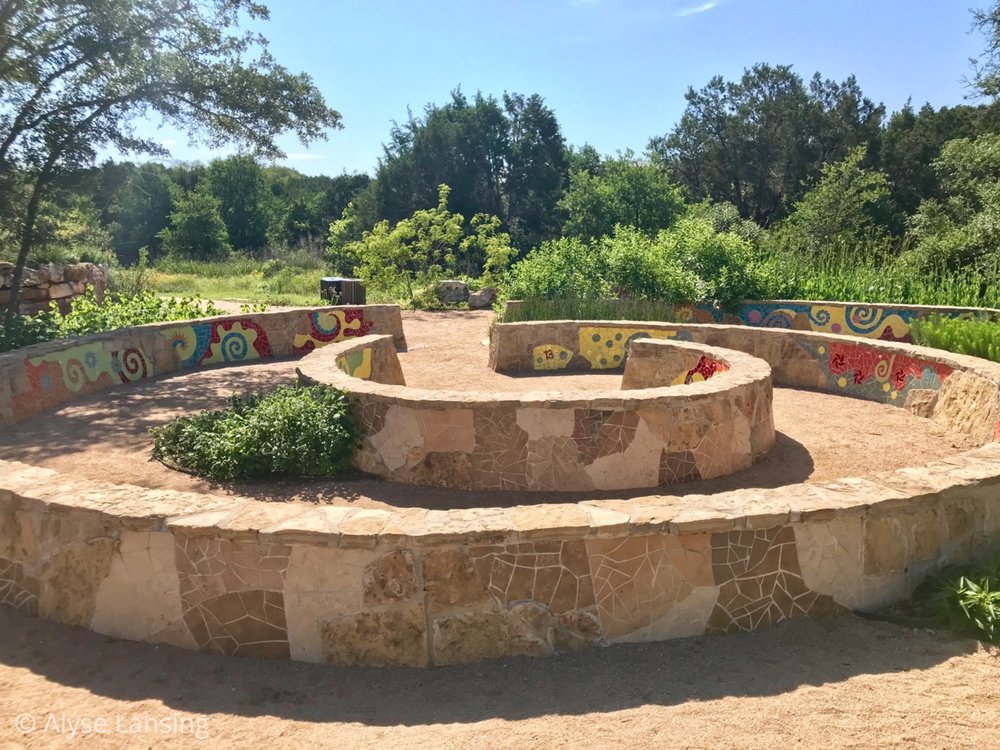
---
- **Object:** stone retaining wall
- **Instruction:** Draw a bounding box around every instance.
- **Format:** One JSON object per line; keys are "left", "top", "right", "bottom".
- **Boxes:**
{"left": 3, "top": 313, "right": 1000, "bottom": 667}
{"left": 0, "top": 262, "right": 107, "bottom": 315}
{"left": 297, "top": 335, "right": 775, "bottom": 491}
{"left": 2, "top": 440, "right": 1000, "bottom": 666}
{"left": 0, "top": 305, "right": 405, "bottom": 428}
{"left": 490, "top": 320, "right": 1000, "bottom": 445}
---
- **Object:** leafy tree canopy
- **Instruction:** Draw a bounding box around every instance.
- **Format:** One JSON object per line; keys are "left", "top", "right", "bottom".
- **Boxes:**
{"left": 649, "top": 63, "right": 884, "bottom": 226}
{"left": 1, "top": 0, "right": 340, "bottom": 322}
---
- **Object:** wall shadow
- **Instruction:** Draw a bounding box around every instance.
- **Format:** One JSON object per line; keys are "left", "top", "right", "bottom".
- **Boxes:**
{"left": 0, "top": 606, "right": 982, "bottom": 727}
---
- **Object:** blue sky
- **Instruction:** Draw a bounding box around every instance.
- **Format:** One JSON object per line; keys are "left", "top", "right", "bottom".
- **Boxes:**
{"left": 139, "top": 0, "right": 990, "bottom": 176}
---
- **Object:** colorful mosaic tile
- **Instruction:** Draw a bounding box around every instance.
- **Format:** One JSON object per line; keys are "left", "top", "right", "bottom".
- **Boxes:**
{"left": 579, "top": 327, "right": 678, "bottom": 369}
{"left": 337, "top": 347, "right": 373, "bottom": 379}
{"left": 670, "top": 355, "right": 730, "bottom": 385}
{"left": 798, "top": 339, "right": 953, "bottom": 404}
{"left": 293, "top": 309, "right": 372, "bottom": 354}
{"left": 163, "top": 318, "right": 272, "bottom": 368}
{"left": 532, "top": 344, "right": 573, "bottom": 370}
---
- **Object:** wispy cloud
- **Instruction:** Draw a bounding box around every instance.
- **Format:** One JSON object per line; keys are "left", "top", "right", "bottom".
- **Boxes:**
{"left": 284, "top": 152, "right": 327, "bottom": 161}
{"left": 676, "top": 1, "right": 717, "bottom": 16}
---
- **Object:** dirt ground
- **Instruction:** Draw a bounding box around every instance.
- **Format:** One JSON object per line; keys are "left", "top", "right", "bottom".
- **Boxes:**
{"left": 0, "top": 310, "right": 998, "bottom": 748}
{"left": 0, "top": 606, "right": 997, "bottom": 749}
{"left": 0, "top": 310, "right": 978, "bottom": 508}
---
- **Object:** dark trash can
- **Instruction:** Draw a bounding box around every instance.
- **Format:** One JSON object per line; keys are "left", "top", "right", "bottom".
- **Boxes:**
{"left": 320, "top": 277, "right": 366, "bottom": 305}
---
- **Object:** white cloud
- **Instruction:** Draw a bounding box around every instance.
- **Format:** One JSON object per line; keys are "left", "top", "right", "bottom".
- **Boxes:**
{"left": 284, "top": 152, "right": 327, "bottom": 161}
{"left": 676, "top": 1, "right": 717, "bottom": 16}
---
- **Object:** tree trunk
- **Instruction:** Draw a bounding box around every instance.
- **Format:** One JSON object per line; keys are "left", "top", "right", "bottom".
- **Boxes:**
{"left": 3, "top": 172, "right": 48, "bottom": 327}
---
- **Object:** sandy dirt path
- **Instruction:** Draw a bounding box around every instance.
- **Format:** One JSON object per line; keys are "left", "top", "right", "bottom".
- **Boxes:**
{"left": 0, "top": 607, "right": 997, "bottom": 749}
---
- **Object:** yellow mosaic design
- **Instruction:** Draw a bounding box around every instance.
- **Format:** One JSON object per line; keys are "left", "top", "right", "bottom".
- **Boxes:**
{"left": 532, "top": 344, "right": 573, "bottom": 370}
{"left": 579, "top": 327, "right": 677, "bottom": 370}
{"left": 336, "top": 348, "right": 373, "bottom": 380}
{"left": 293, "top": 310, "right": 367, "bottom": 350}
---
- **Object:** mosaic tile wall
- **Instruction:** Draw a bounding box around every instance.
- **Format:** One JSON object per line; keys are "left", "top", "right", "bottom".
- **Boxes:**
{"left": 3, "top": 444, "right": 1000, "bottom": 667}
{"left": 0, "top": 305, "right": 405, "bottom": 427}
{"left": 297, "top": 336, "right": 774, "bottom": 492}
{"left": 688, "top": 300, "right": 998, "bottom": 342}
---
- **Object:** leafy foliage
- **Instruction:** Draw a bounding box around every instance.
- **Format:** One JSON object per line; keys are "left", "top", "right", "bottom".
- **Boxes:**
{"left": 559, "top": 153, "right": 686, "bottom": 240}
{"left": 335, "top": 184, "right": 513, "bottom": 303}
{"left": 769, "top": 146, "right": 901, "bottom": 255}
{"left": 910, "top": 558, "right": 1000, "bottom": 643}
{"left": 150, "top": 385, "right": 360, "bottom": 480}
{"left": 650, "top": 64, "right": 884, "bottom": 225}
{"left": 159, "top": 186, "right": 232, "bottom": 261}
{"left": 0, "top": 289, "right": 226, "bottom": 353}
{"left": 503, "top": 216, "right": 762, "bottom": 311}
{"left": 1, "top": 0, "right": 340, "bottom": 323}
{"left": 910, "top": 315, "right": 1000, "bottom": 362}
{"left": 905, "top": 133, "right": 1000, "bottom": 271}
{"left": 375, "top": 89, "right": 568, "bottom": 251}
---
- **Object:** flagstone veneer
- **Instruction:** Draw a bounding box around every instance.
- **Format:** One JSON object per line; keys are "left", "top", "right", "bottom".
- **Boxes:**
{"left": 4, "top": 307, "right": 1000, "bottom": 667}
{"left": 298, "top": 336, "right": 775, "bottom": 492}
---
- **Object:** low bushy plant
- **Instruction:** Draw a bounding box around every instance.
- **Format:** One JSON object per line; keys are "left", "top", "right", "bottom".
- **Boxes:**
{"left": 151, "top": 385, "right": 360, "bottom": 479}
{"left": 910, "top": 314, "right": 1000, "bottom": 362}
{"left": 910, "top": 558, "right": 1000, "bottom": 643}
{"left": 0, "top": 289, "right": 227, "bottom": 353}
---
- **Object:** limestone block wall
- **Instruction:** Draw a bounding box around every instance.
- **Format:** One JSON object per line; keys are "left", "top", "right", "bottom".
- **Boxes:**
{"left": 2, "top": 441, "right": 1000, "bottom": 667}
{"left": 0, "top": 305, "right": 405, "bottom": 428}
{"left": 297, "top": 335, "right": 775, "bottom": 491}
{"left": 490, "top": 320, "right": 1000, "bottom": 445}
{"left": 0, "top": 262, "right": 107, "bottom": 315}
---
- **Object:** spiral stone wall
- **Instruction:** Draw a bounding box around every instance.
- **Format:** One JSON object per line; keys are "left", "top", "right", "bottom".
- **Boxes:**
{"left": 2, "top": 306, "right": 1000, "bottom": 666}
{"left": 297, "top": 335, "right": 775, "bottom": 491}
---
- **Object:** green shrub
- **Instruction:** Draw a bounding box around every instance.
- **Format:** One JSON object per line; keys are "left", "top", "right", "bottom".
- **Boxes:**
{"left": 498, "top": 297, "right": 680, "bottom": 324}
{"left": 53, "top": 289, "right": 225, "bottom": 338}
{"left": 910, "top": 314, "right": 1000, "bottom": 362}
{"left": 0, "top": 290, "right": 227, "bottom": 353}
{"left": 151, "top": 385, "right": 360, "bottom": 479}
{"left": 601, "top": 226, "right": 699, "bottom": 303}
{"left": 503, "top": 237, "right": 608, "bottom": 302}
{"left": 911, "top": 558, "right": 1000, "bottom": 643}
{"left": 0, "top": 313, "right": 59, "bottom": 352}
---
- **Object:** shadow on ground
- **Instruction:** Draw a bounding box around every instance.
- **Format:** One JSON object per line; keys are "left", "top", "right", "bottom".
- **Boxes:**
{"left": 0, "top": 607, "right": 981, "bottom": 727}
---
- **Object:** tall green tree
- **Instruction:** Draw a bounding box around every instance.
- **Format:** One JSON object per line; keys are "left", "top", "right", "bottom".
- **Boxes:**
{"left": 0, "top": 0, "right": 340, "bottom": 324}
{"left": 906, "top": 133, "right": 1000, "bottom": 271}
{"left": 558, "top": 152, "right": 686, "bottom": 239}
{"left": 159, "top": 184, "right": 232, "bottom": 261}
{"left": 206, "top": 155, "right": 272, "bottom": 254}
{"left": 649, "top": 64, "right": 884, "bottom": 226}
{"left": 374, "top": 89, "right": 568, "bottom": 252}
{"left": 878, "top": 102, "right": 994, "bottom": 215}
{"left": 770, "top": 146, "right": 900, "bottom": 256}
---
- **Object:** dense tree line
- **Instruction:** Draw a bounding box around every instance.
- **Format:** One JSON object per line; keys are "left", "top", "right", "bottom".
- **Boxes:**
{"left": 6, "top": 1, "right": 1000, "bottom": 305}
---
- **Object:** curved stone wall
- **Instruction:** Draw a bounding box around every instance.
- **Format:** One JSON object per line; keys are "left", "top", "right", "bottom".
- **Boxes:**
{"left": 490, "top": 320, "right": 1000, "bottom": 444}
{"left": 2, "top": 309, "right": 1000, "bottom": 667}
{"left": 504, "top": 299, "right": 1000, "bottom": 342}
{"left": 297, "top": 335, "right": 775, "bottom": 491}
{"left": 0, "top": 305, "right": 405, "bottom": 428}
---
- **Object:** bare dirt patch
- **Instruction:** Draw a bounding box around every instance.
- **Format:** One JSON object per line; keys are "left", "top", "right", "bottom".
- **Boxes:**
{"left": 0, "top": 606, "right": 997, "bottom": 749}
{"left": 0, "top": 310, "right": 977, "bottom": 508}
